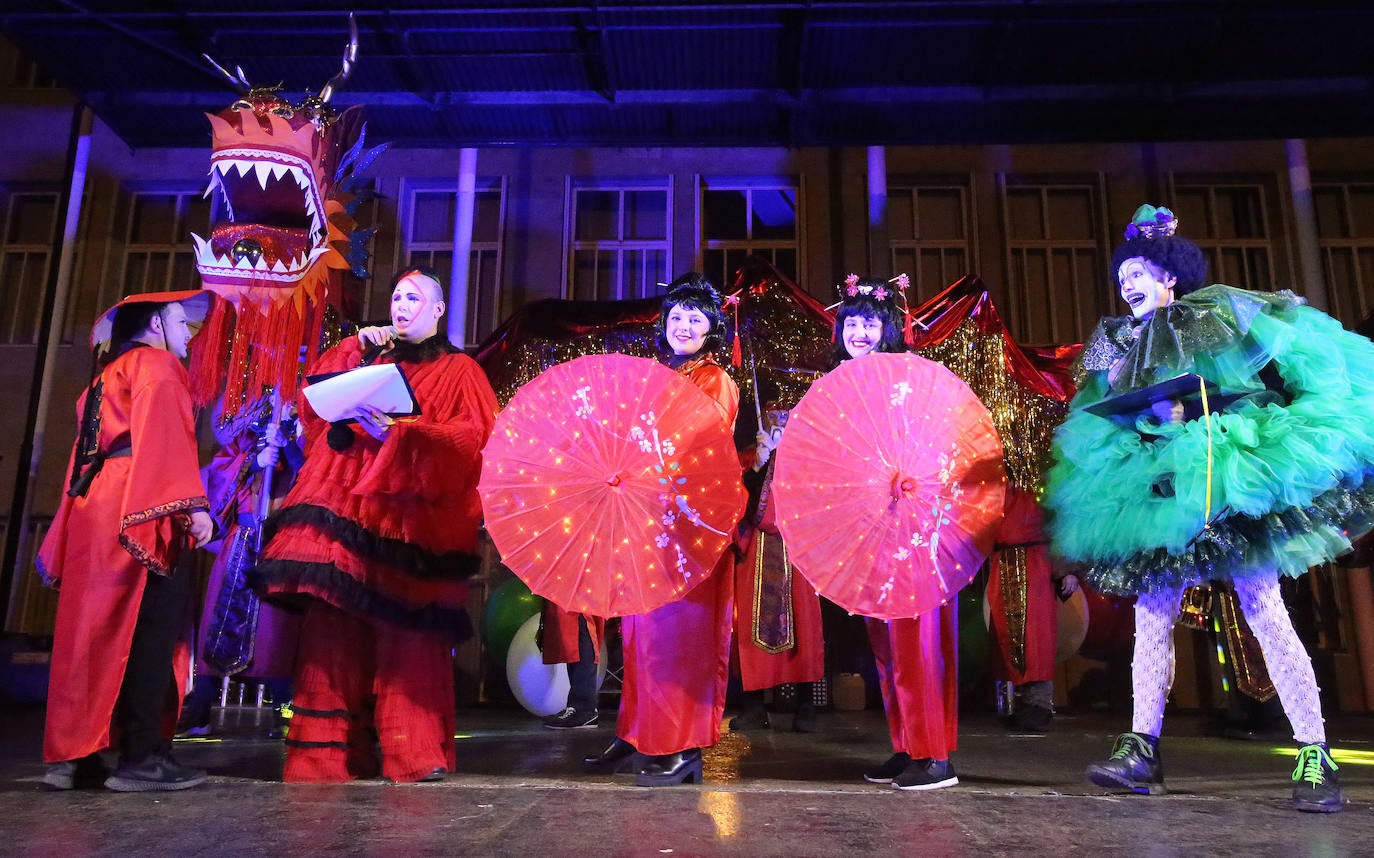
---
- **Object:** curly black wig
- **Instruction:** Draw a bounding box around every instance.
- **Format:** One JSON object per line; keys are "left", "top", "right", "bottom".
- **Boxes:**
{"left": 1110, "top": 235, "right": 1209, "bottom": 297}
{"left": 656, "top": 271, "right": 727, "bottom": 356}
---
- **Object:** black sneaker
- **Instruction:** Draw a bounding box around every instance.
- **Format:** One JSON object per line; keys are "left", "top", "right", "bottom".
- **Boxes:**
{"left": 1291, "top": 743, "right": 1343, "bottom": 813}
{"left": 1086, "top": 732, "right": 1165, "bottom": 795}
{"left": 41, "top": 754, "right": 108, "bottom": 791}
{"left": 104, "top": 755, "right": 208, "bottom": 792}
{"left": 893, "top": 758, "right": 958, "bottom": 791}
{"left": 542, "top": 707, "right": 599, "bottom": 730}
{"left": 863, "top": 752, "right": 912, "bottom": 784}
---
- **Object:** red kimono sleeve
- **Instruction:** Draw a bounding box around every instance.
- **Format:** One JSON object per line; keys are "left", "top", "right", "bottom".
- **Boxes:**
{"left": 117, "top": 349, "right": 209, "bottom": 575}
{"left": 352, "top": 354, "right": 499, "bottom": 501}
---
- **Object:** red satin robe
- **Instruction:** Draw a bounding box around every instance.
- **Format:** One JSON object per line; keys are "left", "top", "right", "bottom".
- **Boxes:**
{"left": 39, "top": 347, "right": 208, "bottom": 763}
{"left": 732, "top": 457, "right": 825, "bottom": 690}
{"left": 617, "top": 355, "right": 741, "bottom": 756}
{"left": 986, "top": 487, "right": 1057, "bottom": 684}
{"left": 540, "top": 602, "right": 606, "bottom": 666}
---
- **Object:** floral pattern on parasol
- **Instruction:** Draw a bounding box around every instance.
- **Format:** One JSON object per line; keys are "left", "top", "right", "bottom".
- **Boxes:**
{"left": 772, "top": 352, "right": 1006, "bottom": 620}
{"left": 479, "top": 353, "right": 745, "bottom": 616}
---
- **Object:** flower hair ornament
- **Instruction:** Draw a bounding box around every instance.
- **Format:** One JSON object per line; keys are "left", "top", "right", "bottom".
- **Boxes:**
{"left": 827, "top": 273, "right": 917, "bottom": 346}
{"left": 1123, "top": 204, "right": 1178, "bottom": 240}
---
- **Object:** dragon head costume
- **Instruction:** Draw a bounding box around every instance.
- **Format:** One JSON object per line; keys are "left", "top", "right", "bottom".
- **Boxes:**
{"left": 188, "top": 15, "right": 387, "bottom": 419}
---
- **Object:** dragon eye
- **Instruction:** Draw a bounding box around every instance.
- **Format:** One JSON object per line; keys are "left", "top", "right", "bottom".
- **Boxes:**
{"left": 271, "top": 105, "right": 295, "bottom": 119}
{"left": 231, "top": 99, "right": 253, "bottom": 111}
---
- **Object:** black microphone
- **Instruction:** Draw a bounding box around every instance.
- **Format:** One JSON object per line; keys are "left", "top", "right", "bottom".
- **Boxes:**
{"left": 359, "top": 325, "right": 399, "bottom": 366}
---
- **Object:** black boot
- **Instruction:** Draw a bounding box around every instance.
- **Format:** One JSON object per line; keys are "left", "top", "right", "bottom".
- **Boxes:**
{"left": 791, "top": 700, "right": 819, "bottom": 733}
{"left": 730, "top": 689, "right": 769, "bottom": 731}
{"left": 582, "top": 737, "right": 638, "bottom": 774}
{"left": 1291, "top": 743, "right": 1343, "bottom": 813}
{"left": 730, "top": 702, "right": 769, "bottom": 732}
{"left": 635, "top": 749, "right": 703, "bottom": 787}
{"left": 1086, "top": 732, "right": 1165, "bottom": 795}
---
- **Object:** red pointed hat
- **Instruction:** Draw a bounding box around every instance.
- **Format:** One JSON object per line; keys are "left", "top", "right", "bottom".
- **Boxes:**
{"left": 90, "top": 289, "right": 216, "bottom": 349}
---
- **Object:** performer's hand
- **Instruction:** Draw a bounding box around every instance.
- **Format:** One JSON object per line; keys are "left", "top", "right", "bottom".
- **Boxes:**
{"left": 358, "top": 325, "right": 398, "bottom": 351}
{"left": 1148, "top": 398, "right": 1185, "bottom": 424}
{"left": 188, "top": 509, "right": 214, "bottom": 548}
{"left": 355, "top": 404, "right": 395, "bottom": 441}
{"left": 1058, "top": 574, "right": 1080, "bottom": 598}
{"left": 255, "top": 443, "right": 281, "bottom": 471}
{"left": 753, "top": 427, "right": 781, "bottom": 470}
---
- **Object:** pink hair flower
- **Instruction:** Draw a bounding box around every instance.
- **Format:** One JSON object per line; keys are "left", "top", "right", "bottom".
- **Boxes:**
{"left": 874, "top": 287, "right": 889, "bottom": 300}
{"left": 844, "top": 273, "right": 859, "bottom": 287}
{"left": 892, "top": 273, "right": 910, "bottom": 291}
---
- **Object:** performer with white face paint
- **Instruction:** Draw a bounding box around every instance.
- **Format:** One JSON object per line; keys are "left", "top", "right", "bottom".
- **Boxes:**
{"left": 255, "top": 266, "right": 499, "bottom": 784}
{"left": 1044, "top": 204, "right": 1374, "bottom": 813}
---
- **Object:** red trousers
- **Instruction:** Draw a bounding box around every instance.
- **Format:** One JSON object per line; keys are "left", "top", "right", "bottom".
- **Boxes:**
{"left": 616, "top": 557, "right": 733, "bottom": 756}
{"left": 867, "top": 601, "right": 958, "bottom": 761}
{"left": 283, "top": 602, "right": 456, "bottom": 783}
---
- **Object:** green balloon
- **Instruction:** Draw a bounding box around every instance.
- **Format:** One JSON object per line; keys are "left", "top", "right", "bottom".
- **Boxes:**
{"left": 483, "top": 578, "right": 543, "bottom": 662}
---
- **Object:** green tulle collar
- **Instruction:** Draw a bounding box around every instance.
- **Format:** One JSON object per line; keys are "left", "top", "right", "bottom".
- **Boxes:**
{"left": 1075, "top": 285, "right": 1303, "bottom": 391}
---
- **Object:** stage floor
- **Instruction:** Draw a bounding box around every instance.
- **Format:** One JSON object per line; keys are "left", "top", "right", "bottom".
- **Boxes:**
{"left": 2, "top": 702, "right": 1373, "bottom": 855}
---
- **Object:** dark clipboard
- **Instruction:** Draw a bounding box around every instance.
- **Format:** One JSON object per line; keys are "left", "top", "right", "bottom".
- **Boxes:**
{"left": 1085, "top": 373, "right": 1243, "bottom": 423}
{"left": 303, "top": 363, "right": 422, "bottom": 424}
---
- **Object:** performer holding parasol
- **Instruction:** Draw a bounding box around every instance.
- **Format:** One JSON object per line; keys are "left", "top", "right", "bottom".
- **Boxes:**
{"left": 578, "top": 273, "right": 743, "bottom": 786}
{"left": 772, "top": 276, "right": 1006, "bottom": 792}
{"left": 1044, "top": 204, "right": 1374, "bottom": 812}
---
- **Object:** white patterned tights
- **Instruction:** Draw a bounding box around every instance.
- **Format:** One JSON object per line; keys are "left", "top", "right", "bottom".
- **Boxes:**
{"left": 1129, "top": 571, "right": 1325, "bottom": 744}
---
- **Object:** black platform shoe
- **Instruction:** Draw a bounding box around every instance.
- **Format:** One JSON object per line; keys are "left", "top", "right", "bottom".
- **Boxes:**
{"left": 635, "top": 749, "right": 703, "bottom": 787}
{"left": 1086, "top": 732, "right": 1165, "bottom": 795}
{"left": 582, "top": 737, "right": 639, "bottom": 774}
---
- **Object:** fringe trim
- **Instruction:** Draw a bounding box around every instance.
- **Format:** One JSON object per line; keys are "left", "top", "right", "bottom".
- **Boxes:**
{"left": 264, "top": 503, "right": 482, "bottom": 581}
{"left": 252, "top": 558, "right": 473, "bottom": 637}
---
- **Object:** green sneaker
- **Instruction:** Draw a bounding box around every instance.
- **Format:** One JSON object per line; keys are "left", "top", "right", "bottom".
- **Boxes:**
{"left": 1086, "top": 732, "right": 1165, "bottom": 795}
{"left": 1291, "top": 743, "right": 1343, "bottom": 813}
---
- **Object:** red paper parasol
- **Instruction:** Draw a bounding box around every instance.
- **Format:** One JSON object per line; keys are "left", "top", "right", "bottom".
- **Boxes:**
{"left": 479, "top": 353, "right": 746, "bottom": 616}
{"left": 772, "top": 352, "right": 1006, "bottom": 620}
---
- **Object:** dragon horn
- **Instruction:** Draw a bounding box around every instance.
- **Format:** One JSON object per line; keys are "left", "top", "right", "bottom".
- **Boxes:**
{"left": 202, "top": 53, "right": 251, "bottom": 93}
{"left": 318, "top": 13, "right": 359, "bottom": 104}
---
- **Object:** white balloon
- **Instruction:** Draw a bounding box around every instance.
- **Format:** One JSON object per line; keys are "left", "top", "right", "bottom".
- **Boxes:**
{"left": 505, "top": 614, "right": 609, "bottom": 717}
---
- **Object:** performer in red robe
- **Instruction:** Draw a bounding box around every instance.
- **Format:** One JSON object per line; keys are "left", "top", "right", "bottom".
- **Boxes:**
{"left": 730, "top": 402, "right": 826, "bottom": 732}
{"left": 834, "top": 277, "right": 961, "bottom": 791}
{"left": 254, "top": 267, "right": 498, "bottom": 783}
{"left": 539, "top": 603, "right": 607, "bottom": 728}
{"left": 39, "top": 290, "right": 215, "bottom": 792}
{"left": 986, "top": 486, "right": 1077, "bottom": 732}
{"left": 583, "top": 274, "right": 741, "bottom": 786}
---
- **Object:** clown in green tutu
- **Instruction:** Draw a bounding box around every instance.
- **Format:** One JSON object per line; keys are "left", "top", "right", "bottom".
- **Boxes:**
{"left": 1044, "top": 204, "right": 1374, "bottom": 813}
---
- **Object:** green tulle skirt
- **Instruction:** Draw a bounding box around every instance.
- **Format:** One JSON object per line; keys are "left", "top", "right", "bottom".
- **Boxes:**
{"left": 1045, "top": 286, "right": 1374, "bottom": 595}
